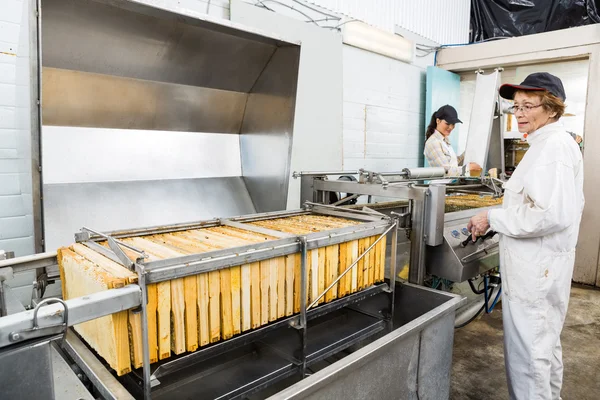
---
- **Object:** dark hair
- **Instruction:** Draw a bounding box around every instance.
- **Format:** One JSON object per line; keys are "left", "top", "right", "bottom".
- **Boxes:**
{"left": 425, "top": 113, "right": 437, "bottom": 140}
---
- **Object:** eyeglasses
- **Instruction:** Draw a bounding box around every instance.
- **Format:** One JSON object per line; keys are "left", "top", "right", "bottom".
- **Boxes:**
{"left": 508, "top": 104, "right": 543, "bottom": 114}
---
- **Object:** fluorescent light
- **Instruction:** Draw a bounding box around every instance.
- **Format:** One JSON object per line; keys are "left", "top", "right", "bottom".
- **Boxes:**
{"left": 341, "top": 21, "right": 415, "bottom": 63}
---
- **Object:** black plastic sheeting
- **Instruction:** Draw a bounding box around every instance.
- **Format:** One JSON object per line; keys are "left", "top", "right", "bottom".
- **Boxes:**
{"left": 470, "top": 0, "right": 600, "bottom": 43}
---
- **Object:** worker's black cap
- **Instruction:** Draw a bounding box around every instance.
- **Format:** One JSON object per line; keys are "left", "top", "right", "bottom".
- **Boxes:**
{"left": 435, "top": 105, "right": 462, "bottom": 124}
{"left": 499, "top": 72, "right": 566, "bottom": 102}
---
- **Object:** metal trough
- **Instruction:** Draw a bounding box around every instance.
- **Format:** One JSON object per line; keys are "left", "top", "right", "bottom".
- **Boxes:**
{"left": 267, "top": 283, "right": 465, "bottom": 400}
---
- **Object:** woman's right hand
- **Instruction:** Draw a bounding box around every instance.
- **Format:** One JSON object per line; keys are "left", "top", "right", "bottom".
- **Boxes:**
{"left": 468, "top": 162, "right": 481, "bottom": 171}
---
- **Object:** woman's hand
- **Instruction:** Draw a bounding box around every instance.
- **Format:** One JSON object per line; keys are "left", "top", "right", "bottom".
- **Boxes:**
{"left": 468, "top": 162, "right": 482, "bottom": 171}
{"left": 467, "top": 210, "right": 490, "bottom": 240}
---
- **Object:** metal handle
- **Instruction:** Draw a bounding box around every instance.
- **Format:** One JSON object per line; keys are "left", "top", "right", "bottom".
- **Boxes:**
{"left": 9, "top": 298, "right": 69, "bottom": 344}
{"left": 33, "top": 298, "right": 68, "bottom": 328}
{"left": 461, "top": 242, "right": 500, "bottom": 263}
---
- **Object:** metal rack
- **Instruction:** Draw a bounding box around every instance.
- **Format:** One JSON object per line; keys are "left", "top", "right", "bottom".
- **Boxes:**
{"left": 71, "top": 205, "right": 401, "bottom": 399}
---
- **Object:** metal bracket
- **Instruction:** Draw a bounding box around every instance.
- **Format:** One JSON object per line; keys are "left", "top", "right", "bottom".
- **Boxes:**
{"left": 9, "top": 298, "right": 69, "bottom": 345}
{"left": 220, "top": 218, "right": 294, "bottom": 239}
{"left": 31, "top": 272, "right": 48, "bottom": 303}
{"left": 76, "top": 227, "right": 148, "bottom": 270}
{"left": 304, "top": 201, "right": 390, "bottom": 221}
{"left": 390, "top": 211, "right": 410, "bottom": 228}
{"left": 0, "top": 267, "right": 14, "bottom": 317}
{"left": 0, "top": 251, "right": 15, "bottom": 261}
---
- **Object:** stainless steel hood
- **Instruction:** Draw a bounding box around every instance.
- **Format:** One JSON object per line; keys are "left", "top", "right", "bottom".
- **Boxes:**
{"left": 41, "top": 0, "right": 300, "bottom": 133}
{"left": 38, "top": 0, "right": 302, "bottom": 249}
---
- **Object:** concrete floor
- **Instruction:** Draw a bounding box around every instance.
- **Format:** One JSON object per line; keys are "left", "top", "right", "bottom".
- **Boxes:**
{"left": 451, "top": 284, "right": 600, "bottom": 400}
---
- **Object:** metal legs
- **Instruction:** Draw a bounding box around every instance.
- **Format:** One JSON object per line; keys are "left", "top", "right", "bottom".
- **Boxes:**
{"left": 388, "top": 218, "right": 399, "bottom": 321}
{"left": 299, "top": 237, "right": 308, "bottom": 377}
{"left": 409, "top": 193, "right": 427, "bottom": 285}
{"left": 137, "top": 264, "right": 152, "bottom": 399}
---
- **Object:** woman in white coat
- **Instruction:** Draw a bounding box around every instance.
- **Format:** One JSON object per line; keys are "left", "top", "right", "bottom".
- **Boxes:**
{"left": 423, "top": 105, "right": 481, "bottom": 176}
{"left": 468, "top": 72, "right": 585, "bottom": 400}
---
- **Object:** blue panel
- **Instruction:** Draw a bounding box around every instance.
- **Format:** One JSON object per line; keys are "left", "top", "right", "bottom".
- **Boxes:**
{"left": 424, "top": 66, "right": 461, "bottom": 166}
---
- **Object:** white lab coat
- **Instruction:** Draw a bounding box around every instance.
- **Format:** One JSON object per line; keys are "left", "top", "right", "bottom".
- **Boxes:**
{"left": 488, "top": 122, "right": 584, "bottom": 400}
{"left": 432, "top": 141, "right": 458, "bottom": 184}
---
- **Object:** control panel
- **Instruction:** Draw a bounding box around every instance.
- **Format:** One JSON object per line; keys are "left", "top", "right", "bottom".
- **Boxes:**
{"left": 444, "top": 221, "right": 499, "bottom": 263}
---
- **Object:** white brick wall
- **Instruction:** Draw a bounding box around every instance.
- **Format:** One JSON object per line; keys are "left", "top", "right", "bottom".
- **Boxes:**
{"left": 0, "top": 0, "right": 34, "bottom": 259}
{"left": 342, "top": 45, "right": 426, "bottom": 171}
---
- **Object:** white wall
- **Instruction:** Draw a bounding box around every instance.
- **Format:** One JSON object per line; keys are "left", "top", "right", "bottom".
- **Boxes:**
{"left": 308, "top": 0, "right": 471, "bottom": 45}
{"left": 229, "top": 1, "right": 432, "bottom": 171}
{"left": 342, "top": 46, "right": 426, "bottom": 171}
{"left": 0, "top": 0, "right": 34, "bottom": 258}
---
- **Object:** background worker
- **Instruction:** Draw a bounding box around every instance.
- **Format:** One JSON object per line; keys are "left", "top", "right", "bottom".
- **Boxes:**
{"left": 423, "top": 104, "right": 481, "bottom": 176}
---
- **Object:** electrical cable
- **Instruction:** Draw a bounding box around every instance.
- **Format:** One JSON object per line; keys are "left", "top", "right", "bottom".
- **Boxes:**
{"left": 487, "top": 286, "right": 502, "bottom": 313}
{"left": 255, "top": 0, "right": 320, "bottom": 25}
{"left": 455, "top": 303, "right": 485, "bottom": 329}
{"left": 331, "top": 19, "right": 360, "bottom": 30}
{"left": 291, "top": 0, "right": 341, "bottom": 20}
{"left": 468, "top": 277, "right": 487, "bottom": 295}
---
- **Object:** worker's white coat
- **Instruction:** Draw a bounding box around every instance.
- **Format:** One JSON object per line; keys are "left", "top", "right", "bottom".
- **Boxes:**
{"left": 489, "top": 122, "right": 584, "bottom": 400}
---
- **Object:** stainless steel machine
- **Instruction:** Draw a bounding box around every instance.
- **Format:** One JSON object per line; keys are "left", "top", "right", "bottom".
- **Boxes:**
{"left": 295, "top": 168, "right": 503, "bottom": 284}
{"left": 0, "top": 166, "right": 501, "bottom": 399}
{"left": 0, "top": 203, "right": 464, "bottom": 400}
{"left": 0, "top": 0, "right": 502, "bottom": 399}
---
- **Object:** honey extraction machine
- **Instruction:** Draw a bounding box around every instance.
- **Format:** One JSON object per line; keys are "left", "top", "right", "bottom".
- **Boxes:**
{"left": 0, "top": 0, "right": 503, "bottom": 399}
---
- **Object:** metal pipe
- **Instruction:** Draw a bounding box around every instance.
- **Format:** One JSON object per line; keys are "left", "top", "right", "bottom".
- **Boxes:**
{"left": 402, "top": 167, "right": 446, "bottom": 179}
{"left": 331, "top": 193, "right": 360, "bottom": 206}
{"left": 35, "top": 0, "right": 45, "bottom": 253}
{"left": 307, "top": 222, "right": 397, "bottom": 310}
{"left": 375, "top": 171, "right": 409, "bottom": 177}
{"left": 293, "top": 170, "right": 360, "bottom": 178}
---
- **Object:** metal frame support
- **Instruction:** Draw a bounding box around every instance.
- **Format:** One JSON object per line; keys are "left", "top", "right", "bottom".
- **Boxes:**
{"left": 408, "top": 190, "right": 428, "bottom": 285}
{"left": 0, "top": 281, "right": 7, "bottom": 318}
{"left": 388, "top": 217, "right": 399, "bottom": 321}
{"left": 76, "top": 227, "right": 148, "bottom": 270}
{"left": 136, "top": 263, "right": 153, "bottom": 399}
{"left": 299, "top": 237, "right": 308, "bottom": 377}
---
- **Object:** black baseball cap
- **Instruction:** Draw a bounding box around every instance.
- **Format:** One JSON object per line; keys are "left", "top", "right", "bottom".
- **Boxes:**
{"left": 435, "top": 105, "right": 462, "bottom": 124}
{"left": 499, "top": 72, "right": 566, "bottom": 101}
